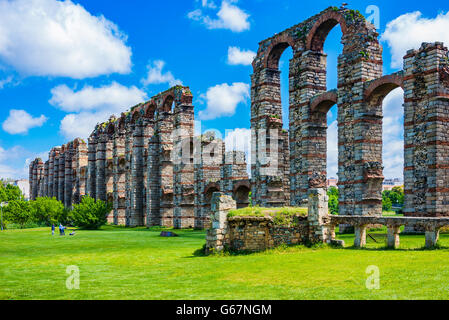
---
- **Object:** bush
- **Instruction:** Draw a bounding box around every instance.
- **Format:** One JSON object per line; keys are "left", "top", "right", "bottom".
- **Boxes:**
{"left": 4, "top": 200, "right": 33, "bottom": 228}
{"left": 70, "top": 196, "right": 111, "bottom": 230}
{"left": 0, "top": 182, "right": 24, "bottom": 202}
{"left": 327, "top": 187, "right": 339, "bottom": 215}
{"left": 31, "top": 197, "right": 65, "bottom": 225}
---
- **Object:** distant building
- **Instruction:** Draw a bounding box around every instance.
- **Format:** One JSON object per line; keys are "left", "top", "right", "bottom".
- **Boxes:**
{"left": 327, "top": 177, "right": 338, "bottom": 188}
{"left": 14, "top": 179, "right": 30, "bottom": 200}
{"left": 383, "top": 178, "right": 403, "bottom": 192}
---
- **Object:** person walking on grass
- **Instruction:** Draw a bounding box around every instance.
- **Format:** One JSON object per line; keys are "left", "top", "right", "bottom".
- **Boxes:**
{"left": 51, "top": 224, "right": 55, "bottom": 236}
{"left": 59, "top": 223, "right": 65, "bottom": 236}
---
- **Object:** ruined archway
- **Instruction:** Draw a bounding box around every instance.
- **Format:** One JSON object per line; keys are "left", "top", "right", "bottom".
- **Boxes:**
{"left": 233, "top": 181, "right": 251, "bottom": 209}
{"left": 251, "top": 6, "right": 384, "bottom": 216}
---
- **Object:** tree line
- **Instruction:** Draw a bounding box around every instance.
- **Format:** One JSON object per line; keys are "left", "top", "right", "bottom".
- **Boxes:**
{"left": 0, "top": 181, "right": 111, "bottom": 230}
{"left": 327, "top": 186, "right": 405, "bottom": 215}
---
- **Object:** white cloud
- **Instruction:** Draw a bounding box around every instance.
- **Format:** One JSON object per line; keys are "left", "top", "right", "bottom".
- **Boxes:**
{"left": 0, "top": 145, "right": 48, "bottom": 180}
{"left": 382, "top": 11, "right": 449, "bottom": 69}
{"left": 0, "top": 0, "right": 131, "bottom": 79}
{"left": 224, "top": 127, "right": 251, "bottom": 175}
{"left": 2, "top": 109, "right": 48, "bottom": 135}
{"left": 198, "top": 82, "right": 249, "bottom": 120}
{"left": 0, "top": 76, "right": 13, "bottom": 89}
{"left": 200, "top": 0, "right": 216, "bottom": 9}
{"left": 227, "top": 46, "right": 256, "bottom": 65}
{"left": 50, "top": 82, "right": 147, "bottom": 140}
{"left": 141, "top": 60, "right": 183, "bottom": 87}
{"left": 382, "top": 88, "right": 404, "bottom": 179}
{"left": 50, "top": 82, "right": 147, "bottom": 113}
{"left": 188, "top": 0, "right": 250, "bottom": 32}
{"left": 59, "top": 111, "right": 112, "bottom": 141}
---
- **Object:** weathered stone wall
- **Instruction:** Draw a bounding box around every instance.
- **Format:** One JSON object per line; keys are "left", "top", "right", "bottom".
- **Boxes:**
{"left": 31, "top": 85, "right": 249, "bottom": 229}
{"left": 250, "top": 6, "right": 449, "bottom": 221}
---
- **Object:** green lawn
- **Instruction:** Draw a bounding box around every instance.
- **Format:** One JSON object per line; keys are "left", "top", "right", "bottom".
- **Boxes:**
{"left": 1, "top": 226, "right": 449, "bottom": 300}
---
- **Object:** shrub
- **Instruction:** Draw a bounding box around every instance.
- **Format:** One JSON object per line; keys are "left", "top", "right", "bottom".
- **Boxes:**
{"left": 70, "top": 196, "right": 111, "bottom": 230}
{"left": 0, "top": 182, "right": 23, "bottom": 202}
{"left": 327, "top": 187, "right": 339, "bottom": 215}
{"left": 31, "top": 197, "right": 65, "bottom": 225}
{"left": 4, "top": 200, "right": 33, "bottom": 228}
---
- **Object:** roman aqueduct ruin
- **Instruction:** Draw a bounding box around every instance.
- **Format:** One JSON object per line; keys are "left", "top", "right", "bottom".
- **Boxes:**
{"left": 30, "top": 7, "right": 449, "bottom": 234}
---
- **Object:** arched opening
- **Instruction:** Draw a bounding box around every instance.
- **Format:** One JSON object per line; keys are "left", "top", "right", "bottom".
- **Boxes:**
{"left": 364, "top": 77, "right": 405, "bottom": 215}
{"left": 234, "top": 185, "right": 250, "bottom": 209}
{"left": 279, "top": 46, "right": 293, "bottom": 130}
{"left": 161, "top": 95, "right": 175, "bottom": 113}
{"left": 145, "top": 103, "right": 156, "bottom": 119}
{"left": 204, "top": 184, "right": 220, "bottom": 215}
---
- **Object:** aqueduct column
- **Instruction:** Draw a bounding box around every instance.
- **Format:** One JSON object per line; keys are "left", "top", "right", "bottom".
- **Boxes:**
{"left": 113, "top": 121, "right": 126, "bottom": 225}
{"left": 173, "top": 97, "right": 195, "bottom": 229}
{"left": 53, "top": 148, "right": 60, "bottom": 199}
{"left": 250, "top": 65, "right": 290, "bottom": 207}
{"left": 95, "top": 132, "right": 107, "bottom": 202}
{"left": 87, "top": 135, "right": 97, "bottom": 199}
{"left": 64, "top": 144, "right": 73, "bottom": 208}
{"left": 129, "top": 117, "right": 146, "bottom": 227}
{"left": 403, "top": 42, "right": 449, "bottom": 217}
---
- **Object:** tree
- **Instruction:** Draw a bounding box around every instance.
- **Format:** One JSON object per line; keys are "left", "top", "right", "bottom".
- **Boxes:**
{"left": 70, "top": 196, "right": 111, "bottom": 230}
{"left": 382, "top": 195, "right": 393, "bottom": 212}
{"left": 31, "top": 197, "right": 65, "bottom": 225}
{"left": 0, "top": 182, "right": 23, "bottom": 202}
{"left": 5, "top": 200, "right": 33, "bottom": 228}
{"left": 382, "top": 187, "right": 404, "bottom": 212}
{"left": 327, "top": 187, "right": 339, "bottom": 215}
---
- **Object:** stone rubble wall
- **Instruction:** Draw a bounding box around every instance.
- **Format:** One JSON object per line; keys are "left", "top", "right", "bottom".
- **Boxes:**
{"left": 251, "top": 6, "right": 449, "bottom": 221}
{"left": 206, "top": 189, "right": 449, "bottom": 253}
{"left": 206, "top": 189, "right": 327, "bottom": 253}
{"left": 29, "top": 86, "right": 250, "bottom": 229}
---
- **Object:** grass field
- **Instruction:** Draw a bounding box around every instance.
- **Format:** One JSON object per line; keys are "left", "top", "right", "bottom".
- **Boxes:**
{"left": 1, "top": 226, "right": 449, "bottom": 300}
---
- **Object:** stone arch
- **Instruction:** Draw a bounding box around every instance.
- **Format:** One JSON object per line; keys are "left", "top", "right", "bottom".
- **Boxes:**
{"left": 364, "top": 74, "right": 404, "bottom": 105}
{"left": 161, "top": 95, "right": 175, "bottom": 113}
{"left": 107, "top": 122, "right": 115, "bottom": 135}
{"left": 233, "top": 180, "right": 251, "bottom": 209}
{"left": 310, "top": 90, "right": 338, "bottom": 113}
{"left": 144, "top": 103, "right": 157, "bottom": 119}
{"left": 263, "top": 34, "right": 295, "bottom": 69}
{"left": 306, "top": 11, "right": 348, "bottom": 52}
{"left": 131, "top": 110, "right": 141, "bottom": 124}
{"left": 204, "top": 182, "right": 220, "bottom": 196}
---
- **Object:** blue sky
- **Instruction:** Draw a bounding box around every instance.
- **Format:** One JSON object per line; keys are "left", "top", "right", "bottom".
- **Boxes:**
{"left": 1, "top": 0, "right": 448, "bottom": 180}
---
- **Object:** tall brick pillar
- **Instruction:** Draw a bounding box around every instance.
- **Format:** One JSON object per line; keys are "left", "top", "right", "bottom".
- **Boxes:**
{"left": 87, "top": 135, "right": 97, "bottom": 199}
{"left": 53, "top": 148, "right": 60, "bottom": 199}
{"left": 43, "top": 161, "right": 49, "bottom": 197}
{"left": 48, "top": 149, "right": 55, "bottom": 198}
{"left": 173, "top": 102, "right": 195, "bottom": 229}
{"left": 95, "top": 132, "right": 107, "bottom": 202}
{"left": 64, "top": 144, "right": 73, "bottom": 208}
{"left": 58, "top": 148, "right": 65, "bottom": 203}
{"left": 129, "top": 117, "right": 145, "bottom": 227}
{"left": 124, "top": 119, "right": 134, "bottom": 226}
{"left": 250, "top": 67, "right": 289, "bottom": 207}
{"left": 148, "top": 111, "right": 174, "bottom": 227}
{"left": 292, "top": 50, "right": 328, "bottom": 205}
{"left": 403, "top": 42, "right": 449, "bottom": 218}
{"left": 113, "top": 122, "right": 126, "bottom": 225}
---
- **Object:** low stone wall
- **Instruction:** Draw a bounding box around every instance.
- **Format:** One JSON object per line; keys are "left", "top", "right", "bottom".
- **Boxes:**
{"left": 206, "top": 189, "right": 328, "bottom": 253}
{"left": 205, "top": 190, "right": 449, "bottom": 253}
{"left": 330, "top": 215, "right": 449, "bottom": 248}
{"left": 226, "top": 216, "right": 309, "bottom": 252}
